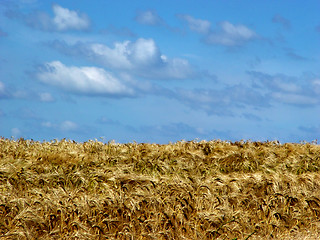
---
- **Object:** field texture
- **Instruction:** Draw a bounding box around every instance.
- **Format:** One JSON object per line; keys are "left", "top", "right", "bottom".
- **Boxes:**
{"left": 0, "top": 138, "right": 320, "bottom": 239}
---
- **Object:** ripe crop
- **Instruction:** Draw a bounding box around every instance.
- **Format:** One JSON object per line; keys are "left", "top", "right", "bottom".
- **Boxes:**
{"left": 0, "top": 138, "right": 320, "bottom": 239}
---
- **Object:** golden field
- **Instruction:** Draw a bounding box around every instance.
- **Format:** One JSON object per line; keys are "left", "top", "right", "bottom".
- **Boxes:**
{"left": 0, "top": 138, "right": 320, "bottom": 239}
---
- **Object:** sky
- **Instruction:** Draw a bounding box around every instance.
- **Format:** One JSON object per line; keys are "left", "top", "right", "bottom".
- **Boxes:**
{"left": 0, "top": 0, "right": 319, "bottom": 144}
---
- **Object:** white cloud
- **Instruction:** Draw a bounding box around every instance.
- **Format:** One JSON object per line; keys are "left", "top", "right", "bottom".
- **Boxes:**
{"left": 42, "top": 120, "right": 78, "bottom": 132}
{"left": 272, "top": 92, "right": 318, "bottom": 105}
{"left": 178, "top": 14, "right": 211, "bottom": 34}
{"left": 36, "top": 61, "right": 134, "bottom": 96}
{"left": 275, "top": 80, "right": 300, "bottom": 93}
{"left": 90, "top": 38, "right": 161, "bottom": 69}
{"left": 7, "top": 4, "right": 90, "bottom": 31}
{"left": 90, "top": 41, "right": 133, "bottom": 69}
{"left": 128, "top": 38, "right": 165, "bottom": 69}
{"left": 48, "top": 38, "right": 197, "bottom": 80}
{"left": 0, "top": 81, "right": 5, "bottom": 96}
{"left": 12, "top": 90, "right": 28, "bottom": 99}
{"left": 163, "top": 58, "right": 194, "bottom": 79}
{"left": 60, "top": 120, "right": 78, "bottom": 131}
{"left": 312, "top": 79, "right": 320, "bottom": 94}
{"left": 221, "top": 21, "right": 255, "bottom": 39}
{"left": 42, "top": 121, "right": 53, "bottom": 128}
{"left": 52, "top": 4, "right": 90, "bottom": 31}
{"left": 11, "top": 128, "right": 22, "bottom": 137}
{"left": 39, "top": 92, "right": 54, "bottom": 102}
{"left": 48, "top": 38, "right": 196, "bottom": 80}
{"left": 85, "top": 38, "right": 194, "bottom": 79}
{"left": 206, "top": 21, "right": 257, "bottom": 46}
{"left": 135, "top": 10, "right": 163, "bottom": 25}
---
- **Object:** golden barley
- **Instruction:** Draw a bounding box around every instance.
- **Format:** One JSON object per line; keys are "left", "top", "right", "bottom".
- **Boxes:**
{"left": 0, "top": 137, "right": 319, "bottom": 239}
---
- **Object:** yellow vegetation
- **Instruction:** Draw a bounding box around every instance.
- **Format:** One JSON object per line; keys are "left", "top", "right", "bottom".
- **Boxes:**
{"left": 0, "top": 138, "right": 320, "bottom": 239}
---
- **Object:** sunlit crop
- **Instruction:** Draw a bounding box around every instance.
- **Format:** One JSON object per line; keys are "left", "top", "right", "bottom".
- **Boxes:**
{"left": 0, "top": 138, "right": 320, "bottom": 239}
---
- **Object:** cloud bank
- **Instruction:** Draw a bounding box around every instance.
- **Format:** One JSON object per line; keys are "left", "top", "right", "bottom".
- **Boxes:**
{"left": 175, "top": 84, "right": 270, "bottom": 116}
{"left": 48, "top": 38, "right": 195, "bottom": 80}
{"left": 248, "top": 71, "right": 320, "bottom": 106}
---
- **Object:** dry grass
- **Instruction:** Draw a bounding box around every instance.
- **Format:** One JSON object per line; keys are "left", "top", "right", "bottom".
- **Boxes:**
{"left": 0, "top": 137, "right": 320, "bottom": 239}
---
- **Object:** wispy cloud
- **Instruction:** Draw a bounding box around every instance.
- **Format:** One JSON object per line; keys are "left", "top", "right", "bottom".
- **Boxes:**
{"left": 0, "top": 81, "right": 8, "bottom": 99}
{"left": 140, "top": 122, "right": 205, "bottom": 139}
{"left": 135, "top": 10, "right": 181, "bottom": 33}
{"left": 248, "top": 71, "right": 320, "bottom": 107}
{"left": 0, "top": 81, "right": 56, "bottom": 102}
{"left": 42, "top": 120, "right": 78, "bottom": 132}
{"left": 135, "top": 10, "right": 164, "bottom": 26}
{"left": 6, "top": 4, "right": 90, "bottom": 31}
{"left": 205, "top": 21, "right": 258, "bottom": 46}
{"left": 284, "top": 48, "right": 308, "bottom": 61}
{"left": 35, "top": 61, "right": 135, "bottom": 97}
{"left": 13, "top": 107, "right": 39, "bottom": 120}
{"left": 272, "top": 14, "right": 291, "bottom": 30}
{"left": 96, "top": 116, "right": 120, "bottom": 125}
{"left": 174, "top": 84, "right": 270, "bottom": 116}
{"left": 100, "top": 25, "right": 136, "bottom": 37}
{"left": 272, "top": 92, "right": 318, "bottom": 105}
{"left": 0, "top": 81, "right": 27, "bottom": 100}
{"left": 249, "top": 71, "right": 301, "bottom": 92}
{"left": 242, "top": 113, "right": 262, "bottom": 122}
{"left": 178, "top": 14, "right": 211, "bottom": 34}
{"left": 0, "top": 28, "right": 8, "bottom": 37}
{"left": 299, "top": 125, "right": 320, "bottom": 134}
{"left": 172, "top": 71, "right": 320, "bottom": 116}
{"left": 178, "top": 14, "right": 258, "bottom": 47}
{"left": 129, "top": 122, "right": 231, "bottom": 142}
{"left": 11, "top": 127, "right": 22, "bottom": 138}
{"left": 60, "top": 120, "right": 78, "bottom": 132}
{"left": 298, "top": 125, "right": 320, "bottom": 142}
{"left": 247, "top": 56, "right": 262, "bottom": 68}
{"left": 38, "top": 92, "right": 55, "bottom": 102}
{"left": 313, "top": 79, "right": 320, "bottom": 94}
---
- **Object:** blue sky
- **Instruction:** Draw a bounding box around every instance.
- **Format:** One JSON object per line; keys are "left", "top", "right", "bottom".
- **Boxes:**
{"left": 0, "top": 0, "right": 319, "bottom": 143}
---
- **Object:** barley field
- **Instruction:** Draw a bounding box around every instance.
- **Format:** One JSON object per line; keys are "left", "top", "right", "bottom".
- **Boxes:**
{"left": 0, "top": 138, "right": 320, "bottom": 239}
